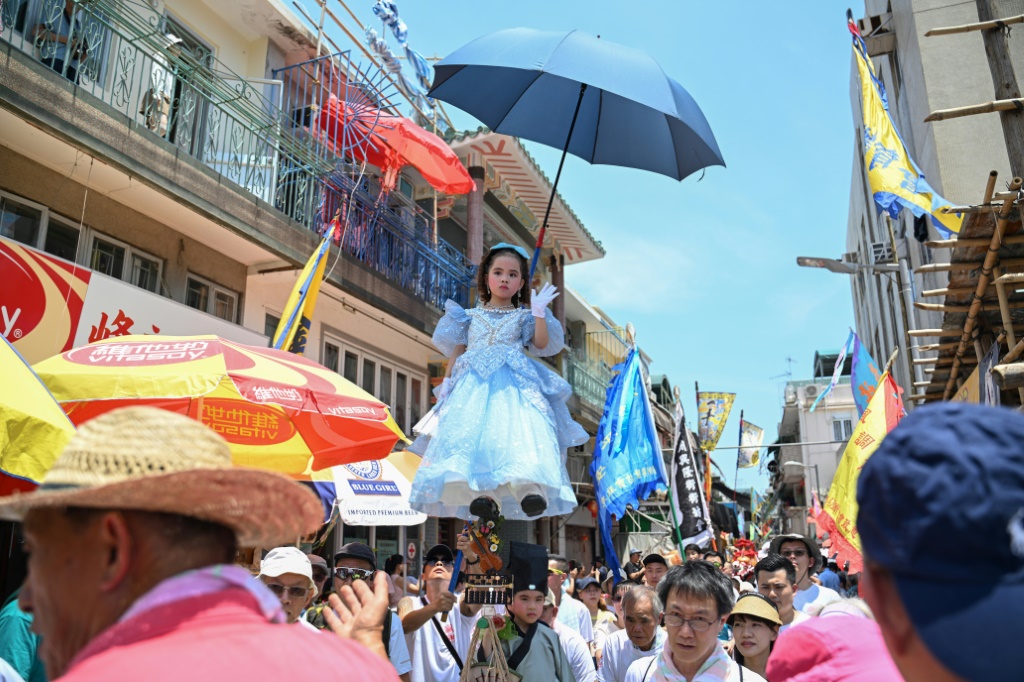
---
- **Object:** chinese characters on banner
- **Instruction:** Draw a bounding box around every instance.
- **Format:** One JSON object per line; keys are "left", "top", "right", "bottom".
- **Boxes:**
{"left": 669, "top": 403, "right": 713, "bottom": 548}
{"left": 737, "top": 419, "right": 764, "bottom": 469}
{"left": 696, "top": 392, "right": 735, "bottom": 452}
{"left": 817, "top": 371, "right": 904, "bottom": 573}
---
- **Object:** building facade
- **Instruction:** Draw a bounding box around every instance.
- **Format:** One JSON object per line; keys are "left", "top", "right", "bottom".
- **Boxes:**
{"left": 768, "top": 352, "right": 856, "bottom": 536}
{"left": 846, "top": 0, "right": 1024, "bottom": 397}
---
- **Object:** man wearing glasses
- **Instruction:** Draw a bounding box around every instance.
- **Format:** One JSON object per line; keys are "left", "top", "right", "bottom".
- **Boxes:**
{"left": 623, "top": 563, "right": 766, "bottom": 681}
{"left": 257, "top": 547, "right": 322, "bottom": 631}
{"left": 768, "top": 534, "right": 840, "bottom": 615}
{"left": 398, "top": 535, "right": 483, "bottom": 682}
{"left": 324, "top": 542, "right": 413, "bottom": 681}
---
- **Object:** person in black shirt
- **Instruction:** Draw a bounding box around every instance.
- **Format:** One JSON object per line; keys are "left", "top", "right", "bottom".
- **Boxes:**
{"left": 622, "top": 548, "right": 644, "bottom": 584}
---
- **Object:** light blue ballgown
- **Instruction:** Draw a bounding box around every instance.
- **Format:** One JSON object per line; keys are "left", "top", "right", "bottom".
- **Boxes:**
{"left": 408, "top": 301, "right": 588, "bottom": 520}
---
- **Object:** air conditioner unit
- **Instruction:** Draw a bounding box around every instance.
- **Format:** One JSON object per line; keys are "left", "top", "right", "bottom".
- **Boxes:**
{"left": 784, "top": 386, "right": 798, "bottom": 405}
{"left": 870, "top": 241, "right": 894, "bottom": 265}
{"left": 805, "top": 385, "right": 819, "bottom": 398}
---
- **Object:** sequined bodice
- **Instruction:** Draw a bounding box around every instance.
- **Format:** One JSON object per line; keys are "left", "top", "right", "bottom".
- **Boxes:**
{"left": 466, "top": 307, "right": 529, "bottom": 350}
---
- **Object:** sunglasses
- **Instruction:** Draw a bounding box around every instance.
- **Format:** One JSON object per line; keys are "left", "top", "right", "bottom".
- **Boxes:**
{"left": 265, "top": 583, "right": 310, "bottom": 599}
{"left": 311, "top": 567, "right": 329, "bottom": 580}
{"left": 425, "top": 558, "right": 454, "bottom": 568}
{"left": 334, "top": 567, "right": 375, "bottom": 581}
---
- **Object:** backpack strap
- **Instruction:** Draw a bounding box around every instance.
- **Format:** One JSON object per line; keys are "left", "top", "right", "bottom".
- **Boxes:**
{"left": 424, "top": 596, "right": 464, "bottom": 671}
{"left": 382, "top": 610, "right": 392, "bottom": 658}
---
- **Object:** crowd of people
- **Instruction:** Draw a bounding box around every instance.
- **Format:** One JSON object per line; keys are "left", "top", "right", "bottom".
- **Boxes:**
{"left": 0, "top": 394, "right": 1020, "bottom": 681}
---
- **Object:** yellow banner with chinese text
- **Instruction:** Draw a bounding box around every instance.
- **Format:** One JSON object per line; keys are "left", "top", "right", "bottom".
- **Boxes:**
{"left": 818, "top": 371, "right": 904, "bottom": 573}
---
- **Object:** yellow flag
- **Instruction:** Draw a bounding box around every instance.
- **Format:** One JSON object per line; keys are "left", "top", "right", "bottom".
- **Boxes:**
{"left": 272, "top": 223, "right": 336, "bottom": 355}
{"left": 852, "top": 25, "right": 963, "bottom": 236}
{"left": 818, "top": 371, "right": 904, "bottom": 572}
{"left": 696, "top": 392, "right": 735, "bottom": 452}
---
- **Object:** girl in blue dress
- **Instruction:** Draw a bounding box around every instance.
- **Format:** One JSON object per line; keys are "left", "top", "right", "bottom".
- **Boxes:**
{"left": 409, "top": 243, "right": 588, "bottom": 521}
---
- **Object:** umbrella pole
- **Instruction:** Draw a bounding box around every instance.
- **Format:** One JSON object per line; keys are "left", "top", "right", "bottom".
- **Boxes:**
{"left": 529, "top": 83, "right": 587, "bottom": 279}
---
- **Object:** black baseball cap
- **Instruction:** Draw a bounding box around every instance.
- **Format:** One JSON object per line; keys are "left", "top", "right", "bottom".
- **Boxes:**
{"left": 424, "top": 544, "right": 454, "bottom": 564}
{"left": 642, "top": 553, "right": 667, "bottom": 567}
{"left": 334, "top": 542, "right": 375, "bottom": 567}
{"left": 857, "top": 402, "right": 1024, "bottom": 681}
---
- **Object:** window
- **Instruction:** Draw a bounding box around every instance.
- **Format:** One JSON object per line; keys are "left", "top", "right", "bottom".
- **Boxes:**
{"left": 832, "top": 419, "right": 854, "bottom": 442}
{"left": 185, "top": 274, "right": 238, "bottom": 323}
{"left": 0, "top": 194, "right": 42, "bottom": 246}
{"left": 322, "top": 335, "right": 427, "bottom": 435}
{"left": 89, "top": 233, "right": 163, "bottom": 293}
{"left": 264, "top": 313, "right": 280, "bottom": 339}
{"left": 43, "top": 217, "right": 80, "bottom": 261}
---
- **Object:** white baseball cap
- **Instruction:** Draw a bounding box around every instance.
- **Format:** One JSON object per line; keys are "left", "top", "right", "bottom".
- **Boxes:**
{"left": 258, "top": 546, "right": 316, "bottom": 595}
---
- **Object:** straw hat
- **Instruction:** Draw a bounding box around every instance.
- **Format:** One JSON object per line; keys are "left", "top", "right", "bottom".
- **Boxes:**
{"left": 728, "top": 592, "right": 783, "bottom": 627}
{"left": 0, "top": 406, "right": 323, "bottom": 547}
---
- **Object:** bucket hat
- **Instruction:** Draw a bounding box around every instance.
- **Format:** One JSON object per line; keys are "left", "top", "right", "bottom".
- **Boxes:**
{"left": 769, "top": 533, "right": 820, "bottom": 571}
{"left": 857, "top": 402, "right": 1024, "bottom": 681}
{"left": 0, "top": 406, "right": 323, "bottom": 547}
{"left": 728, "top": 592, "right": 782, "bottom": 626}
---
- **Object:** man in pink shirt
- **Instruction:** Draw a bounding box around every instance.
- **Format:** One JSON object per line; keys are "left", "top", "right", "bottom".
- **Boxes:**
{"left": 0, "top": 407, "right": 399, "bottom": 681}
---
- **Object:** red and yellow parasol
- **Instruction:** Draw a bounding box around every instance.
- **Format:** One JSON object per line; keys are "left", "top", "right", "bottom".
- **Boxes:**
{"left": 33, "top": 334, "right": 405, "bottom": 476}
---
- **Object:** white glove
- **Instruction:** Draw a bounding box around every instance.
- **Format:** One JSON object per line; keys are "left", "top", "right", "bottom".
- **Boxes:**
{"left": 433, "top": 377, "right": 453, "bottom": 403}
{"left": 531, "top": 283, "right": 559, "bottom": 318}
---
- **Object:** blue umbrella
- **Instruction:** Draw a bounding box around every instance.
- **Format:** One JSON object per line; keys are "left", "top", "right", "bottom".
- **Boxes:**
{"left": 429, "top": 28, "right": 725, "bottom": 275}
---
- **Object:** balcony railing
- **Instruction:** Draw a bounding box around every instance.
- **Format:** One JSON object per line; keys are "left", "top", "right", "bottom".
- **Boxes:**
{"left": 566, "top": 328, "right": 629, "bottom": 412}
{"left": 1, "top": 0, "right": 474, "bottom": 309}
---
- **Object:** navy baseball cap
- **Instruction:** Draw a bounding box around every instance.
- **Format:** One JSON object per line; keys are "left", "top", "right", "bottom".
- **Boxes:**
{"left": 575, "top": 576, "right": 600, "bottom": 592}
{"left": 857, "top": 402, "right": 1024, "bottom": 681}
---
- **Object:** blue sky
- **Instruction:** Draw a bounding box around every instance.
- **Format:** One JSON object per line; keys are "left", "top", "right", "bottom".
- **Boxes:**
{"left": 305, "top": 1, "right": 867, "bottom": 494}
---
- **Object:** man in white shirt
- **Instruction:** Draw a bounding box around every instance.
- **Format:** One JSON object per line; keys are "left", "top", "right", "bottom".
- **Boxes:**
{"left": 397, "top": 539, "right": 483, "bottom": 682}
{"left": 542, "top": 589, "right": 597, "bottom": 682}
{"left": 549, "top": 553, "right": 595, "bottom": 646}
{"left": 753, "top": 554, "right": 810, "bottom": 633}
{"left": 598, "top": 587, "right": 666, "bottom": 682}
{"left": 769, "top": 534, "right": 840, "bottom": 614}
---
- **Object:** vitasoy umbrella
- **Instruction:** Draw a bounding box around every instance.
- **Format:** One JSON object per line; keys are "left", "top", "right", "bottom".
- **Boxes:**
{"left": 34, "top": 334, "right": 405, "bottom": 476}
{"left": 429, "top": 28, "right": 725, "bottom": 273}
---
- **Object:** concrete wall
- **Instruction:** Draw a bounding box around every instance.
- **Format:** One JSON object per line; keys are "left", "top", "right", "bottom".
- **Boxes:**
{"left": 0, "top": 147, "right": 247, "bottom": 301}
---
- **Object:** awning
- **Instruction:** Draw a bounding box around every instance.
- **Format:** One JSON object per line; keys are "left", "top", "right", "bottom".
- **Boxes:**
{"left": 311, "top": 450, "right": 427, "bottom": 526}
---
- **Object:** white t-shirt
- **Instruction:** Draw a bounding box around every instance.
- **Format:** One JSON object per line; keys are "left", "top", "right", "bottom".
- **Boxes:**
{"left": 779, "top": 609, "right": 811, "bottom": 633}
{"left": 406, "top": 596, "right": 476, "bottom": 682}
{"left": 793, "top": 584, "right": 841, "bottom": 614}
{"left": 597, "top": 628, "right": 666, "bottom": 682}
{"left": 554, "top": 620, "right": 597, "bottom": 682}
{"left": 622, "top": 653, "right": 766, "bottom": 682}
{"left": 557, "top": 591, "right": 595, "bottom": 643}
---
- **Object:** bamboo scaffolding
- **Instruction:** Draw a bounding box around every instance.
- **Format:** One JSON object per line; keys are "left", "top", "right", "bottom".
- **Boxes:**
{"left": 916, "top": 257, "right": 1024, "bottom": 274}
{"left": 921, "top": 286, "right": 995, "bottom": 297}
{"left": 914, "top": 356, "right": 977, "bottom": 366}
{"left": 1004, "top": 337, "right": 1024, "bottom": 364}
{"left": 926, "top": 98, "right": 1024, "bottom": 122}
{"left": 940, "top": 204, "right": 1003, "bottom": 215}
{"left": 924, "top": 13, "right": 1024, "bottom": 36}
{"left": 917, "top": 341, "right": 963, "bottom": 351}
{"left": 915, "top": 300, "right": 1024, "bottom": 313}
{"left": 943, "top": 178, "right": 1024, "bottom": 400}
{"left": 908, "top": 392, "right": 945, "bottom": 401}
{"left": 925, "top": 234, "right": 1024, "bottom": 248}
{"left": 995, "top": 270, "right": 1020, "bottom": 350}
{"left": 909, "top": 327, "right": 1005, "bottom": 337}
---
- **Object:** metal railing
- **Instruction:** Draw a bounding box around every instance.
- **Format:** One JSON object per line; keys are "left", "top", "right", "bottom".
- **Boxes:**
{"left": 1, "top": 0, "right": 475, "bottom": 309}
{"left": 565, "top": 328, "right": 629, "bottom": 411}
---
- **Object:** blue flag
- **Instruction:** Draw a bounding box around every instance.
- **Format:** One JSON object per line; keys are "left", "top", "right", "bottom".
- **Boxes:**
{"left": 810, "top": 331, "right": 853, "bottom": 412}
{"left": 590, "top": 347, "right": 669, "bottom": 583}
{"left": 850, "top": 333, "right": 882, "bottom": 416}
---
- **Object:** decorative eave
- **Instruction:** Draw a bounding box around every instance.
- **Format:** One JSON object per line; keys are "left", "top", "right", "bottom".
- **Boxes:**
{"left": 447, "top": 127, "right": 605, "bottom": 265}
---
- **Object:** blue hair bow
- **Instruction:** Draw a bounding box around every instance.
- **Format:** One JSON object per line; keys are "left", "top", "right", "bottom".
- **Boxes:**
{"left": 490, "top": 242, "right": 531, "bottom": 260}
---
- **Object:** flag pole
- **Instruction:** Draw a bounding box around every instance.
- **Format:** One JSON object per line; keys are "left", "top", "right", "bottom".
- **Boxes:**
{"left": 695, "top": 381, "right": 717, "bottom": 551}
{"left": 666, "top": 392, "right": 686, "bottom": 553}
{"left": 733, "top": 410, "right": 743, "bottom": 505}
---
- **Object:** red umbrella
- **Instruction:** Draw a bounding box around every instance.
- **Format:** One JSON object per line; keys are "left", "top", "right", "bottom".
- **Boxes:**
{"left": 318, "top": 95, "right": 475, "bottom": 195}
